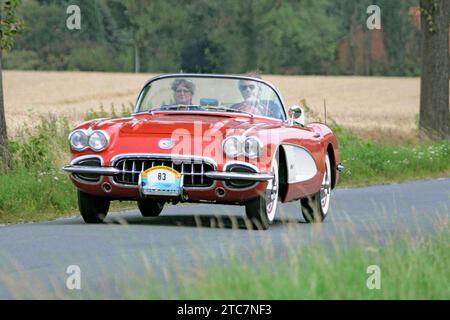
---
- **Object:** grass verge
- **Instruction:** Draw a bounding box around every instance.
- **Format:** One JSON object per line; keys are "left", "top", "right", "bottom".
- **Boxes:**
{"left": 140, "top": 226, "right": 449, "bottom": 299}
{"left": 0, "top": 110, "right": 449, "bottom": 224}
{"left": 334, "top": 126, "right": 450, "bottom": 187}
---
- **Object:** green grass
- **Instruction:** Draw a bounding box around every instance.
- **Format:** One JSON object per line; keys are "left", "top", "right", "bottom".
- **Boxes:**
{"left": 334, "top": 126, "right": 450, "bottom": 187}
{"left": 0, "top": 110, "right": 449, "bottom": 224}
{"left": 139, "top": 226, "right": 450, "bottom": 299}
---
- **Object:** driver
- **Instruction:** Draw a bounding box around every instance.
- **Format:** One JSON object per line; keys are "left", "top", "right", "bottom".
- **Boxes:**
{"left": 232, "top": 75, "right": 284, "bottom": 120}
{"left": 171, "top": 78, "right": 195, "bottom": 105}
{"left": 232, "top": 79, "right": 266, "bottom": 116}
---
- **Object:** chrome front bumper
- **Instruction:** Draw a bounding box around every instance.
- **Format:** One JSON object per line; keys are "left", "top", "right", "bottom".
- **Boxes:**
{"left": 63, "top": 165, "right": 121, "bottom": 176}
{"left": 205, "top": 171, "right": 273, "bottom": 181}
{"left": 63, "top": 165, "right": 274, "bottom": 182}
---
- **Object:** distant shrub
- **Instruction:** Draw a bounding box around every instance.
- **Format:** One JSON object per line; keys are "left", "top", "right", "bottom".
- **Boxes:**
{"left": 65, "top": 45, "right": 121, "bottom": 72}
{"left": 3, "top": 50, "right": 41, "bottom": 70}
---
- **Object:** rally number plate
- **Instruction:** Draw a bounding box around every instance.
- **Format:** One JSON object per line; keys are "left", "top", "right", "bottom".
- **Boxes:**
{"left": 139, "top": 166, "right": 182, "bottom": 196}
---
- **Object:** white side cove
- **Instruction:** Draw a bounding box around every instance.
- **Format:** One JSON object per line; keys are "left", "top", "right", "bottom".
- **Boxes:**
{"left": 282, "top": 144, "right": 318, "bottom": 183}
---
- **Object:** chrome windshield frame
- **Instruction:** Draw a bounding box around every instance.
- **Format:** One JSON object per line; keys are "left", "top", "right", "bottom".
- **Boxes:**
{"left": 133, "top": 73, "right": 288, "bottom": 122}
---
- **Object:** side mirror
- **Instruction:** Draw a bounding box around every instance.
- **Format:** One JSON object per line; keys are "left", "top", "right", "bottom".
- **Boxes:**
{"left": 289, "top": 105, "right": 305, "bottom": 126}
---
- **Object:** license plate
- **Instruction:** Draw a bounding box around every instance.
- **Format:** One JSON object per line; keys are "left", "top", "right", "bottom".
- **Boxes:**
{"left": 139, "top": 166, "right": 183, "bottom": 196}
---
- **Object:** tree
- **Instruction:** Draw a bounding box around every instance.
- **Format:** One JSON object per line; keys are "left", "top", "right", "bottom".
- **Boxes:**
{"left": 419, "top": 0, "right": 449, "bottom": 139}
{"left": 0, "top": 0, "right": 23, "bottom": 171}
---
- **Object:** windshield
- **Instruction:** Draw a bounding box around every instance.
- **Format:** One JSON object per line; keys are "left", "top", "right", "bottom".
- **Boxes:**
{"left": 136, "top": 76, "right": 285, "bottom": 120}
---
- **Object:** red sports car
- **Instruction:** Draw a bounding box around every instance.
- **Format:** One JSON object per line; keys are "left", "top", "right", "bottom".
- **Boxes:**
{"left": 63, "top": 74, "right": 344, "bottom": 229}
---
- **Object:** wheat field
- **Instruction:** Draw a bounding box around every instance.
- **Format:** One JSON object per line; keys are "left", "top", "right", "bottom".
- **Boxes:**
{"left": 3, "top": 70, "right": 437, "bottom": 141}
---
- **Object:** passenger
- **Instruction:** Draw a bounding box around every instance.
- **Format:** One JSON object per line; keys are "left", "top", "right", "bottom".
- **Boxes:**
{"left": 171, "top": 78, "right": 195, "bottom": 105}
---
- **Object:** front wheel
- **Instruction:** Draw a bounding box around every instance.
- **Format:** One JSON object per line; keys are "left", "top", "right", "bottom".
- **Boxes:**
{"left": 245, "top": 155, "right": 279, "bottom": 230}
{"left": 138, "top": 199, "right": 164, "bottom": 217}
{"left": 78, "top": 190, "right": 110, "bottom": 223}
{"left": 301, "top": 152, "right": 332, "bottom": 223}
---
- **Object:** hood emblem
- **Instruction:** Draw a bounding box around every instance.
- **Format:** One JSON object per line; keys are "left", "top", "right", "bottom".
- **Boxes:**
{"left": 158, "top": 138, "right": 175, "bottom": 150}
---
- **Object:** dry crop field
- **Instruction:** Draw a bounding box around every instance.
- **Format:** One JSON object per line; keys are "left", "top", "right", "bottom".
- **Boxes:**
{"left": 3, "top": 71, "right": 433, "bottom": 141}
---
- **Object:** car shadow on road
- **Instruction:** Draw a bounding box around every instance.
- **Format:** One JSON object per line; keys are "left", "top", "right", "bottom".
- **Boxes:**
{"left": 105, "top": 214, "right": 303, "bottom": 230}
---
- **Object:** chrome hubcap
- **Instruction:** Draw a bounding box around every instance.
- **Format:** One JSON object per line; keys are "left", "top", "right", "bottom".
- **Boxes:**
{"left": 320, "top": 155, "right": 331, "bottom": 214}
{"left": 266, "top": 160, "right": 279, "bottom": 221}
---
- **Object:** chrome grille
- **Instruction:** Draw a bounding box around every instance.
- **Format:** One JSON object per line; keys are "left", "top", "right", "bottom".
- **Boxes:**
{"left": 112, "top": 157, "right": 215, "bottom": 188}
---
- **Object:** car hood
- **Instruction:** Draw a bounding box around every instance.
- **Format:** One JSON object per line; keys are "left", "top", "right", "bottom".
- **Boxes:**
{"left": 109, "top": 113, "right": 280, "bottom": 137}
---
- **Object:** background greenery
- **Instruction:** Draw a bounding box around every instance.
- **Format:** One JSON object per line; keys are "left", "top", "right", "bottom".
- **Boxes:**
{"left": 4, "top": 0, "right": 422, "bottom": 76}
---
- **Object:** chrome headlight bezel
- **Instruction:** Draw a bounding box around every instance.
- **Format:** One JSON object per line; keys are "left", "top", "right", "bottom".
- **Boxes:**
{"left": 88, "top": 130, "right": 110, "bottom": 152}
{"left": 222, "top": 136, "right": 243, "bottom": 158}
{"left": 223, "top": 135, "right": 263, "bottom": 159}
{"left": 244, "top": 136, "right": 263, "bottom": 158}
{"left": 68, "top": 129, "right": 89, "bottom": 151}
{"left": 68, "top": 129, "right": 110, "bottom": 152}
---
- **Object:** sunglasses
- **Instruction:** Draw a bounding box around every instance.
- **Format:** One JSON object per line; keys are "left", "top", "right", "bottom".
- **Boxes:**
{"left": 239, "top": 84, "right": 256, "bottom": 91}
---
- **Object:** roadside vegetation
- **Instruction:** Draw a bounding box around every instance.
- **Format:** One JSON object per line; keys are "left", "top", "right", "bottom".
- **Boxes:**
{"left": 139, "top": 224, "right": 449, "bottom": 299}
{"left": 335, "top": 125, "right": 450, "bottom": 187}
{"left": 0, "top": 107, "right": 449, "bottom": 224}
{"left": 0, "top": 107, "right": 133, "bottom": 224}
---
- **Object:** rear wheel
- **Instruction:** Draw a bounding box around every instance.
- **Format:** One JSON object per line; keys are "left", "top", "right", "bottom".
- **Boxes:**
{"left": 245, "top": 155, "right": 279, "bottom": 230}
{"left": 138, "top": 199, "right": 165, "bottom": 217}
{"left": 78, "top": 190, "right": 110, "bottom": 223}
{"left": 301, "top": 152, "right": 332, "bottom": 223}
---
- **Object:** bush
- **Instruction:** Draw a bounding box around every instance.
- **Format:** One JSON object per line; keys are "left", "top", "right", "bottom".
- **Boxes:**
{"left": 3, "top": 50, "right": 41, "bottom": 70}
{"left": 65, "top": 45, "right": 121, "bottom": 72}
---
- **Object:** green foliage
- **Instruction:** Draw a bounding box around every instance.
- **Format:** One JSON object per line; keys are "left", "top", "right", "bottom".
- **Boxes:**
{"left": 0, "top": 107, "right": 135, "bottom": 223}
{"left": 2, "top": 49, "right": 40, "bottom": 69}
{"left": 0, "top": 114, "right": 75, "bottom": 222}
{"left": 65, "top": 44, "right": 122, "bottom": 71}
{"left": 379, "top": 0, "right": 421, "bottom": 76}
{"left": 8, "top": 114, "right": 70, "bottom": 171}
{"left": 0, "top": 0, "right": 24, "bottom": 50}
{"left": 333, "top": 125, "right": 450, "bottom": 186}
{"left": 3, "top": 0, "right": 423, "bottom": 75}
{"left": 139, "top": 227, "right": 450, "bottom": 299}
{"left": 419, "top": 0, "right": 439, "bottom": 33}
{"left": 4, "top": 0, "right": 125, "bottom": 70}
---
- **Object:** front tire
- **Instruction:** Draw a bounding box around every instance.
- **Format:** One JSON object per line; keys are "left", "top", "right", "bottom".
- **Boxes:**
{"left": 301, "top": 152, "right": 332, "bottom": 223}
{"left": 138, "top": 199, "right": 164, "bottom": 217}
{"left": 78, "top": 190, "right": 110, "bottom": 224}
{"left": 245, "top": 155, "right": 279, "bottom": 230}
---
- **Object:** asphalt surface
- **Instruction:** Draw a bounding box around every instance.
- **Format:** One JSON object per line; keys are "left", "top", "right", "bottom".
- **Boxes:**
{"left": 0, "top": 178, "right": 449, "bottom": 299}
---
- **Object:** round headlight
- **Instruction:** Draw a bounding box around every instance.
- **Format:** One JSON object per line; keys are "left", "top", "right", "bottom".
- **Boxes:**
{"left": 244, "top": 136, "right": 263, "bottom": 158}
{"left": 223, "top": 136, "right": 242, "bottom": 157}
{"left": 88, "top": 131, "right": 109, "bottom": 151}
{"left": 69, "top": 130, "right": 88, "bottom": 151}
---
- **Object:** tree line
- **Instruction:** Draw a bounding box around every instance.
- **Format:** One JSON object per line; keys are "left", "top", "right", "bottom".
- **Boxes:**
{"left": 3, "top": 0, "right": 423, "bottom": 76}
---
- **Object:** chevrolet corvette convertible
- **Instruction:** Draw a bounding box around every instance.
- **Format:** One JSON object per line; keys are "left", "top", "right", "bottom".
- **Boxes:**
{"left": 63, "top": 74, "right": 344, "bottom": 229}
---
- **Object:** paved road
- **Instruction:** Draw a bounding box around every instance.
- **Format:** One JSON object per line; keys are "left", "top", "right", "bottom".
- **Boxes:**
{"left": 0, "top": 178, "right": 449, "bottom": 299}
